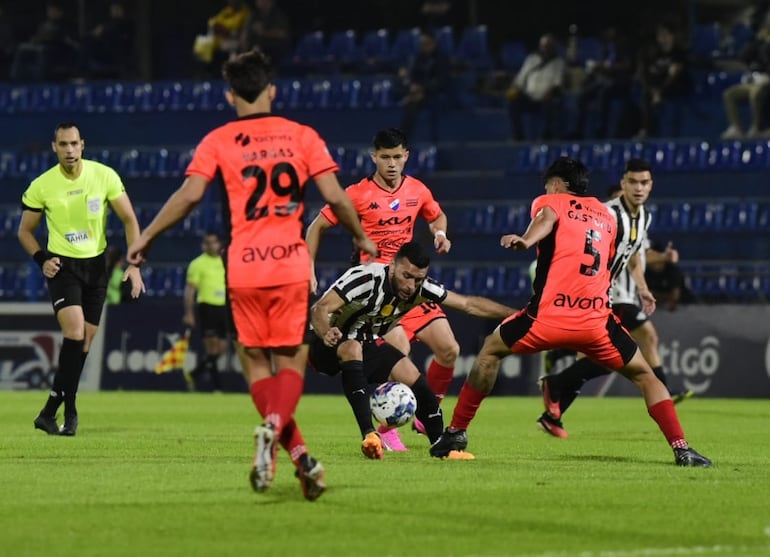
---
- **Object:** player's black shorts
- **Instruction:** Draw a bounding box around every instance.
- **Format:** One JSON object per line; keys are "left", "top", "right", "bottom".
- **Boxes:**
{"left": 612, "top": 303, "right": 648, "bottom": 332}
{"left": 46, "top": 252, "right": 107, "bottom": 325}
{"left": 197, "top": 303, "right": 230, "bottom": 339}
{"left": 306, "top": 333, "right": 406, "bottom": 383}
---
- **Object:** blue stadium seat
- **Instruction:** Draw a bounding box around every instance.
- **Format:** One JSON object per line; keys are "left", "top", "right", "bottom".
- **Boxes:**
{"left": 691, "top": 23, "right": 722, "bottom": 61}
{"left": 456, "top": 25, "right": 493, "bottom": 71}
{"left": 325, "top": 30, "right": 359, "bottom": 70}
{"left": 291, "top": 31, "right": 326, "bottom": 70}
{"left": 389, "top": 28, "right": 420, "bottom": 69}
{"left": 358, "top": 29, "right": 390, "bottom": 73}
{"left": 500, "top": 41, "right": 527, "bottom": 72}
{"left": 433, "top": 26, "right": 455, "bottom": 58}
{"left": 576, "top": 36, "right": 603, "bottom": 65}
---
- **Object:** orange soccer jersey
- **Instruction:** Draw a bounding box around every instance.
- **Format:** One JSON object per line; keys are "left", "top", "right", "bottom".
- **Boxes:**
{"left": 186, "top": 114, "right": 338, "bottom": 288}
{"left": 526, "top": 193, "right": 617, "bottom": 330}
{"left": 319, "top": 175, "right": 442, "bottom": 263}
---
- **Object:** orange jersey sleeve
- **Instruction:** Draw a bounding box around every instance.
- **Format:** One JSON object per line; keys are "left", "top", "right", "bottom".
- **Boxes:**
{"left": 527, "top": 193, "right": 616, "bottom": 329}
{"left": 319, "top": 175, "right": 443, "bottom": 263}
{"left": 187, "top": 114, "right": 339, "bottom": 288}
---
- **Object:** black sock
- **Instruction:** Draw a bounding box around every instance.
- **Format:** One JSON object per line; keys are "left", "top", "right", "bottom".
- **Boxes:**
{"left": 43, "top": 338, "right": 84, "bottom": 417}
{"left": 64, "top": 350, "right": 88, "bottom": 418}
{"left": 205, "top": 354, "right": 221, "bottom": 389}
{"left": 651, "top": 366, "right": 669, "bottom": 389}
{"left": 552, "top": 358, "right": 609, "bottom": 415}
{"left": 340, "top": 360, "right": 374, "bottom": 438}
{"left": 409, "top": 375, "right": 443, "bottom": 443}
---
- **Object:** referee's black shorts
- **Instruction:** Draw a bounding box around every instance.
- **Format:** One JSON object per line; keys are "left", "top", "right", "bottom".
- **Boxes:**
{"left": 197, "top": 302, "right": 230, "bottom": 339}
{"left": 46, "top": 252, "right": 107, "bottom": 325}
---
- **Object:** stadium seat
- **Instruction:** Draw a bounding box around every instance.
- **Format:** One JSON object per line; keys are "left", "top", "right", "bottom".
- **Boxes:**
{"left": 500, "top": 41, "right": 527, "bottom": 72}
{"left": 389, "top": 28, "right": 420, "bottom": 69}
{"left": 690, "top": 23, "right": 722, "bottom": 61}
{"left": 358, "top": 28, "right": 390, "bottom": 73}
{"left": 291, "top": 31, "right": 326, "bottom": 70}
{"left": 576, "top": 36, "right": 603, "bottom": 65}
{"left": 325, "top": 30, "right": 359, "bottom": 71}
{"left": 456, "top": 25, "right": 493, "bottom": 71}
{"left": 433, "top": 25, "right": 455, "bottom": 58}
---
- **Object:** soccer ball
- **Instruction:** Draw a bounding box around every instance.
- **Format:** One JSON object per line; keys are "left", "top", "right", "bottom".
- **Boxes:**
{"left": 370, "top": 381, "right": 417, "bottom": 428}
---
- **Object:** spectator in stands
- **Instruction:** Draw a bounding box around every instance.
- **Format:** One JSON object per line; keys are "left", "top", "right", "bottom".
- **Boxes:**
{"left": 720, "top": 13, "right": 770, "bottom": 139}
{"left": 398, "top": 29, "right": 452, "bottom": 141}
{"left": 193, "top": 0, "right": 250, "bottom": 75}
{"left": 9, "top": 1, "right": 81, "bottom": 81}
{"left": 505, "top": 33, "right": 566, "bottom": 141}
{"left": 572, "top": 27, "right": 635, "bottom": 139}
{"left": 84, "top": 1, "right": 135, "bottom": 79}
{"left": 645, "top": 241, "right": 696, "bottom": 310}
{"left": 634, "top": 23, "right": 690, "bottom": 139}
{"left": 239, "top": 0, "right": 291, "bottom": 66}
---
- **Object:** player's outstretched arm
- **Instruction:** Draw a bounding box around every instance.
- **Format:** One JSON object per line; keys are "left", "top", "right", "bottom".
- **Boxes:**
{"left": 127, "top": 175, "right": 209, "bottom": 265}
{"left": 314, "top": 173, "right": 377, "bottom": 261}
{"left": 442, "top": 290, "right": 516, "bottom": 320}
{"left": 305, "top": 213, "right": 335, "bottom": 294}
{"left": 501, "top": 207, "right": 557, "bottom": 251}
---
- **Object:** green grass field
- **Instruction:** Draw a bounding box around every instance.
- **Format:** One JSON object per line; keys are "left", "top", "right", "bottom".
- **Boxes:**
{"left": 1, "top": 391, "right": 769, "bottom": 557}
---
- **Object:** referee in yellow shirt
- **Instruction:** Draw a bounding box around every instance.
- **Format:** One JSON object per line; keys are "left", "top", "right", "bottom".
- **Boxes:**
{"left": 17, "top": 122, "right": 145, "bottom": 436}
{"left": 183, "top": 232, "right": 229, "bottom": 391}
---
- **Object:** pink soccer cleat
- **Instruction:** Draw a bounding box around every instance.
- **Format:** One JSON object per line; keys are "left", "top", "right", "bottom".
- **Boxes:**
{"left": 377, "top": 424, "right": 408, "bottom": 451}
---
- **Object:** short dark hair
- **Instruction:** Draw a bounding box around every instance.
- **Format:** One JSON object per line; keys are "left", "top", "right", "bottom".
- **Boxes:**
{"left": 372, "top": 128, "right": 408, "bottom": 150}
{"left": 542, "top": 156, "right": 590, "bottom": 195}
{"left": 222, "top": 48, "right": 274, "bottom": 103}
{"left": 54, "top": 122, "right": 81, "bottom": 140}
{"left": 394, "top": 241, "right": 430, "bottom": 269}
{"left": 624, "top": 158, "right": 652, "bottom": 174}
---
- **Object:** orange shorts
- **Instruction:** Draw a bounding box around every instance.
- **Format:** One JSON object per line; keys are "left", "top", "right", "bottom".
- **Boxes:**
{"left": 498, "top": 309, "right": 637, "bottom": 369}
{"left": 396, "top": 301, "right": 447, "bottom": 343}
{"left": 229, "top": 281, "right": 309, "bottom": 348}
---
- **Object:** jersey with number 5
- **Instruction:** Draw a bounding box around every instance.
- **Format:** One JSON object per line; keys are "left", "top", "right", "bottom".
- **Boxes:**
{"left": 527, "top": 193, "right": 617, "bottom": 329}
{"left": 186, "top": 114, "right": 339, "bottom": 288}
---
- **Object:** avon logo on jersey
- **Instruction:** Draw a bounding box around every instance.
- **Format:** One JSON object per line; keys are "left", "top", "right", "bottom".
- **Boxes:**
{"left": 389, "top": 199, "right": 400, "bottom": 211}
{"left": 64, "top": 230, "right": 93, "bottom": 244}
{"left": 241, "top": 242, "right": 304, "bottom": 263}
{"left": 553, "top": 293, "right": 607, "bottom": 310}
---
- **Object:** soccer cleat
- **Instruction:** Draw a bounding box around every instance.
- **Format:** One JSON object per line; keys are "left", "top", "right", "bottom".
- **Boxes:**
{"left": 361, "top": 431, "right": 384, "bottom": 460}
{"left": 429, "top": 428, "right": 471, "bottom": 458}
{"left": 377, "top": 424, "right": 408, "bottom": 451}
{"left": 539, "top": 376, "right": 562, "bottom": 420}
{"left": 249, "top": 423, "right": 277, "bottom": 492}
{"left": 411, "top": 417, "right": 426, "bottom": 435}
{"left": 59, "top": 415, "right": 78, "bottom": 436}
{"left": 295, "top": 454, "right": 326, "bottom": 501}
{"left": 674, "top": 447, "right": 712, "bottom": 467}
{"left": 536, "top": 413, "right": 568, "bottom": 438}
{"left": 34, "top": 413, "right": 60, "bottom": 435}
{"left": 444, "top": 450, "right": 475, "bottom": 460}
{"left": 672, "top": 390, "right": 694, "bottom": 405}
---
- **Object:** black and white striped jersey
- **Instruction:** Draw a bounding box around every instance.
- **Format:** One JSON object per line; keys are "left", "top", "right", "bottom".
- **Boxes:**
{"left": 323, "top": 262, "right": 447, "bottom": 341}
{"left": 605, "top": 196, "right": 652, "bottom": 306}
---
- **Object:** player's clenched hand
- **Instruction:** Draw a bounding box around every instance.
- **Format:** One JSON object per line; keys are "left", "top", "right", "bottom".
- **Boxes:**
{"left": 127, "top": 235, "right": 152, "bottom": 266}
{"left": 500, "top": 234, "right": 529, "bottom": 251}
{"left": 323, "top": 327, "right": 342, "bottom": 347}
{"left": 354, "top": 236, "right": 378, "bottom": 263}
{"left": 41, "top": 257, "right": 62, "bottom": 279}
{"left": 434, "top": 235, "right": 451, "bottom": 254}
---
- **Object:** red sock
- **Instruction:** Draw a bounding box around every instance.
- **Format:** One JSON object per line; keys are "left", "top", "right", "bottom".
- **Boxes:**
{"left": 648, "top": 399, "right": 687, "bottom": 448}
{"left": 279, "top": 418, "right": 307, "bottom": 465}
{"left": 450, "top": 382, "right": 488, "bottom": 430}
{"left": 270, "top": 368, "right": 304, "bottom": 434}
{"left": 249, "top": 376, "right": 273, "bottom": 418}
{"left": 426, "top": 359, "right": 454, "bottom": 402}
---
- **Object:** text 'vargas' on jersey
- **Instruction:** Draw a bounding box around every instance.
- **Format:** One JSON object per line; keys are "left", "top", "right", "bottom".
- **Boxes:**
{"left": 186, "top": 113, "right": 339, "bottom": 288}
